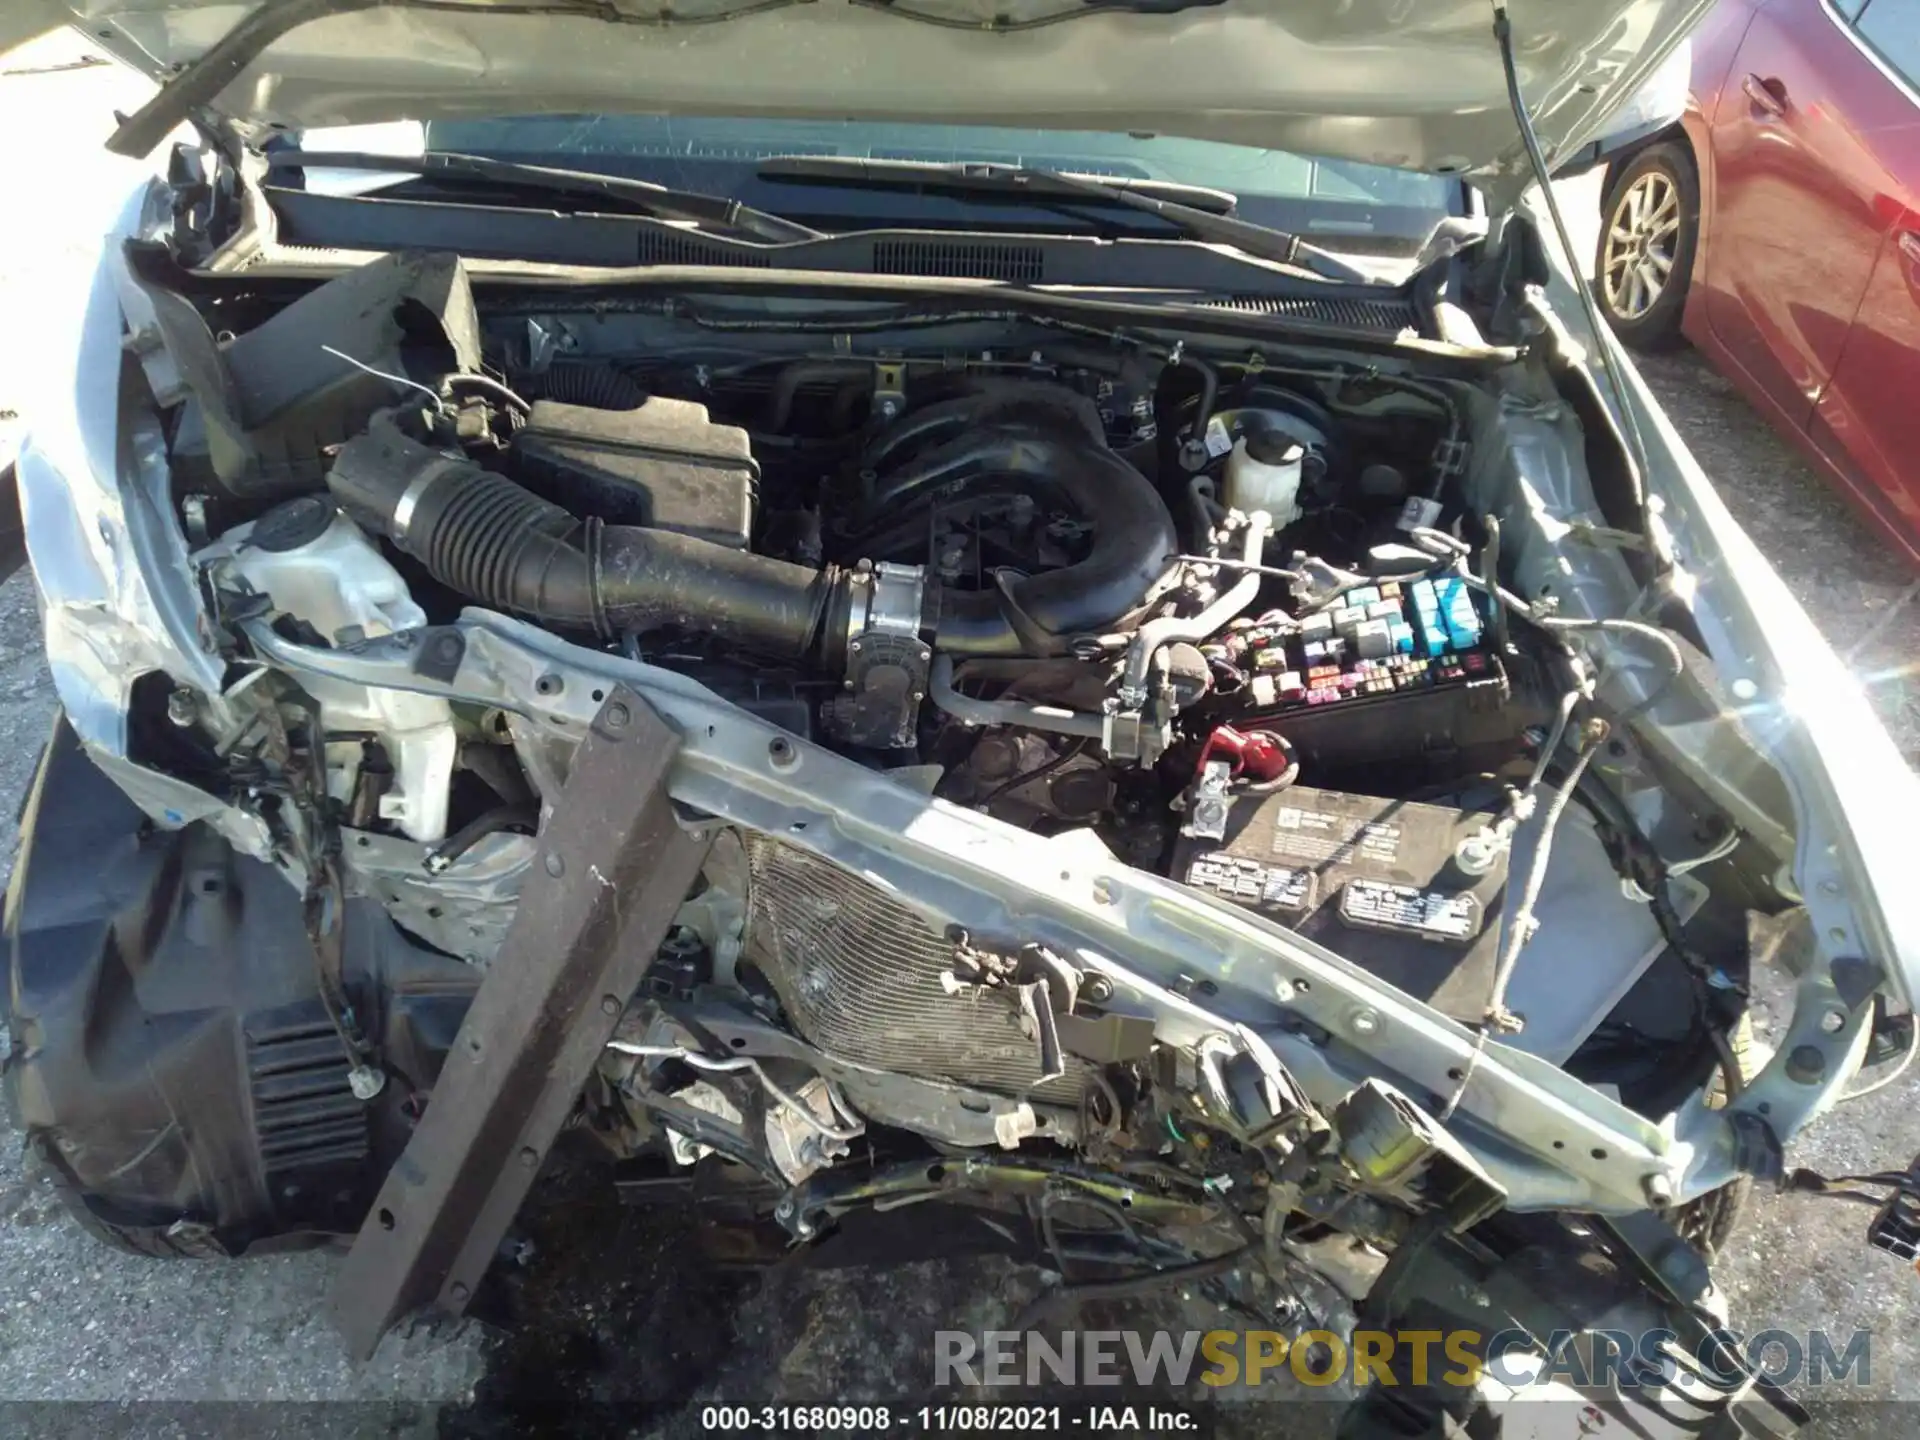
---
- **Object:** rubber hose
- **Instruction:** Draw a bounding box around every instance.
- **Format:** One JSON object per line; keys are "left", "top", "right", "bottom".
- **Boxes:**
{"left": 328, "top": 420, "right": 845, "bottom": 662}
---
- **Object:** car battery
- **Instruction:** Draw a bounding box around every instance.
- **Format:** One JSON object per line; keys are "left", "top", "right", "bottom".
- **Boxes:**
{"left": 1225, "top": 579, "right": 1514, "bottom": 769}
{"left": 1172, "top": 784, "right": 1508, "bottom": 1020}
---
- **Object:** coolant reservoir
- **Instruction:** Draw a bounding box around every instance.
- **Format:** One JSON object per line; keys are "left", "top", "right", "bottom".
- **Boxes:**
{"left": 222, "top": 496, "right": 456, "bottom": 843}
{"left": 231, "top": 495, "right": 427, "bottom": 642}
{"left": 1224, "top": 432, "right": 1304, "bottom": 528}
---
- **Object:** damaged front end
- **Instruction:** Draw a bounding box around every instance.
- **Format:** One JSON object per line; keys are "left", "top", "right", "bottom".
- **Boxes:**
{"left": 6, "top": 167, "right": 1909, "bottom": 1431}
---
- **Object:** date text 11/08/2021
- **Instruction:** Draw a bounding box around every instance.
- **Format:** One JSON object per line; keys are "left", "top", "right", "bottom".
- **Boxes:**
{"left": 699, "top": 1407, "right": 1199, "bottom": 1432}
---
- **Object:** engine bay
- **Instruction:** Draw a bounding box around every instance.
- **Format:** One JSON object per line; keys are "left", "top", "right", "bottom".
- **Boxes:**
{"left": 79, "top": 246, "right": 1804, "bottom": 1263}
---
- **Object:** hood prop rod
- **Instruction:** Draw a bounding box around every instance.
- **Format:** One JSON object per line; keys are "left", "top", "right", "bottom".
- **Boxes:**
{"left": 1490, "top": 0, "right": 1661, "bottom": 551}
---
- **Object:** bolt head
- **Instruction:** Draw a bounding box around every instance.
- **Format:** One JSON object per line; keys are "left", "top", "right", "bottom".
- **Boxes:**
{"left": 605, "top": 702, "right": 630, "bottom": 730}
{"left": 448, "top": 1282, "right": 470, "bottom": 1304}
{"left": 518, "top": 1146, "right": 539, "bottom": 1168}
{"left": 544, "top": 852, "right": 565, "bottom": 877}
{"left": 600, "top": 995, "right": 622, "bottom": 1016}
{"left": 1786, "top": 1043, "right": 1827, "bottom": 1084}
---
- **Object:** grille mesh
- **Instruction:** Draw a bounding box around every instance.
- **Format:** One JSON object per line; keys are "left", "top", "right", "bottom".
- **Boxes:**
{"left": 870, "top": 240, "right": 1045, "bottom": 282}
{"left": 635, "top": 229, "right": 771, "bottom": 267}
{"left": 247, "top": 1020, "right": 367, "bottom": 1173}
{"left": 744, "top": 837, "right": 1082, "bottom": 1101}
{"left": 1202, "top": 294, "right": 1420, "bottom": 331}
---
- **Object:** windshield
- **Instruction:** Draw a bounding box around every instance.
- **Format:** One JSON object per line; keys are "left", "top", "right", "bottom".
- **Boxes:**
{"left": 298, "top": 115, "right": 1462, "bottom": 264}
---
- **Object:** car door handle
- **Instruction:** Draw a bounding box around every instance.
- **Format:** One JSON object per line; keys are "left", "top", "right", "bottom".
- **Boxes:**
{"left": 1742, "top": 73, "right": 1789, "bottom": 117}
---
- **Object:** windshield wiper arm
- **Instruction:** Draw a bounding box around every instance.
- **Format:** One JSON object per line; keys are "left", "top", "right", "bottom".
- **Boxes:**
{"left": 757, "top": 156, "right": 1368, "bottom": 281}
{"left": 269, "top": 149, "right": 823, "bottom": 244}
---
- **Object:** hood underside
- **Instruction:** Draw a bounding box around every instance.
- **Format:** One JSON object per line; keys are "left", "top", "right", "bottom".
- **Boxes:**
{"left": 27, "top": 0, "right": 1708, "bottom": 202}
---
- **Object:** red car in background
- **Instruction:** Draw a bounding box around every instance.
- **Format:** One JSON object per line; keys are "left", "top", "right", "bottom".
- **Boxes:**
{"left": 1595, "top": 0, "right": 1920, "bottom": 564}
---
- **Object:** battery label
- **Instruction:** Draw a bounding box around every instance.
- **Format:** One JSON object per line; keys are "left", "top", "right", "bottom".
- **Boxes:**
{"left": 1268, "top": 805, "right": 1403, "bottom": 867}
{"left": 1338, "top": 878, "right": 1479, "bottom": 944}
{"left": 1185, "top": 852, "right": 1314, "bottom": 913}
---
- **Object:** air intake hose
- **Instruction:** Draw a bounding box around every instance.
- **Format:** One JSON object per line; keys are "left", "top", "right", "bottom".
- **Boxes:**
{"left": 327, "top": 414, "right": 1178, "bottom": 662}
{"left": 328, "top": 419, "right": 850, "bottom": 663}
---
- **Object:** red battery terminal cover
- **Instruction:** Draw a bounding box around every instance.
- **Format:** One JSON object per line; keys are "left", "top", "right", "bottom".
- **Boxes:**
{"left": 1195, "top": 724, "right": 1298, "bottom": 785}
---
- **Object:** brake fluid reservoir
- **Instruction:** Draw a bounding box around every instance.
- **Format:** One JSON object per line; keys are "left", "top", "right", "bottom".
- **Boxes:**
{"left": 1224, "top": 432, "right": 1304, "bottom": 528}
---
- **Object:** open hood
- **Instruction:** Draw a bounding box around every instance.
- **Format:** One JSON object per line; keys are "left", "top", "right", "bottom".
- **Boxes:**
{"left": 17, "top": 0, "right": 1710, "bottom": 204}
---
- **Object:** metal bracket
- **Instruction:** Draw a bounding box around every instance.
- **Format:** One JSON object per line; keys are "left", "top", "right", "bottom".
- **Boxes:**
{"left": 329, "top": 687, "right": 710, "bottom": 1358}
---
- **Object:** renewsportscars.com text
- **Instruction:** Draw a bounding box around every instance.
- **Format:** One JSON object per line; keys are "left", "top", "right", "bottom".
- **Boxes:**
{"left": 935, "top": 1327, "right": 1873, "bottom": 1391}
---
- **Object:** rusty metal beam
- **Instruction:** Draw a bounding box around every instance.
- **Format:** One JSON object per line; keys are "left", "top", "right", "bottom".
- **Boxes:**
{"left": 330, "top": 687, "right": 708, "bottom": 1358}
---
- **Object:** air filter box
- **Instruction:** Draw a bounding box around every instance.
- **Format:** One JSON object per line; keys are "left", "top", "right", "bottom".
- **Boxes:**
{"left": 1173, "top": 785, "right": 1509, "bottom": 1021}
{"left": 511, "top": 397, "right": 756, "bottom": 548}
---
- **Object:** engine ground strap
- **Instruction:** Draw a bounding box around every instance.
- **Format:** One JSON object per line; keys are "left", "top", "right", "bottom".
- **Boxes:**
{"left": 330, "top": 687, "right": 711, "bottom": 1358}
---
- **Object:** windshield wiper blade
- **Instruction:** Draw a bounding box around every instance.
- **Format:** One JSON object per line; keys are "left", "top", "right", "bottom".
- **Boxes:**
{"left": 271, "top": 149, "right": 823, "bottom": 244}
{"left": 757, "top": 156, "right": 1367, "bottom": 281}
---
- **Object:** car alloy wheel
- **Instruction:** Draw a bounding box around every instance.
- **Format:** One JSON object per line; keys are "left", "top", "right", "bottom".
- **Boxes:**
{"left": 1601, "top": 169, "right": 1682, "bottom": 321}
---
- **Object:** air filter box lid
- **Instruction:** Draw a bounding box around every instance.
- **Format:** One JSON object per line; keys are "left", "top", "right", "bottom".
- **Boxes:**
{"left": 512, "top": 397, "right": 756, "bottom": 548}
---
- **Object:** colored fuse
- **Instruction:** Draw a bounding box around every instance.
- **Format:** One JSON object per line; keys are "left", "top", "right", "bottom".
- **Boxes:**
{"left": 1380, "top": 581, "right": 1402, "bottom": 600}
{"left": 1433, "top": 576, "right": 1482, "bottom": 649}
{"left": 1388, "top": 621, "right": 1416, "bottom": 655}
{"left": 1337, "top": 672, "right": 1362, "bottom": 690}
{"left": 1308, "top": 664, "right": 1342, "bottom": 683}
{"left": 1407, "top": 579, "right": 1450, "bottom": 657}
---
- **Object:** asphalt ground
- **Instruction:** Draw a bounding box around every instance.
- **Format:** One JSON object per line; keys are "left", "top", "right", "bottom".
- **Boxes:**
{"left": 3, "top": 32, "right": 1920, "bottom": 1439}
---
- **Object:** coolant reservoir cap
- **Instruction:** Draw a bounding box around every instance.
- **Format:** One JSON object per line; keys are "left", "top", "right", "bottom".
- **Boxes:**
{"left": 251, "top": 495, "right": 338, "bottom": 552}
